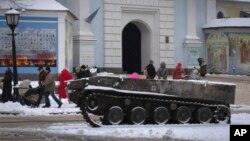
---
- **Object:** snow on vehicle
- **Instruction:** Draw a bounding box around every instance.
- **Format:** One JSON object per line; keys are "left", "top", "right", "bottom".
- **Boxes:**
{"left": 66, "top": 76, "right": 235, "bottom": 127}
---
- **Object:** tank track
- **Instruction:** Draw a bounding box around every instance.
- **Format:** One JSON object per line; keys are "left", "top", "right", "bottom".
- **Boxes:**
{"left": 80, "top": 89, "right": 230, "bottom": 127}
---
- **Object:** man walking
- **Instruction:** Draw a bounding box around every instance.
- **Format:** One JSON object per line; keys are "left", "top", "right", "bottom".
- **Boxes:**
{"left": 42, "top": 66, "right": 62, "bottom": 108}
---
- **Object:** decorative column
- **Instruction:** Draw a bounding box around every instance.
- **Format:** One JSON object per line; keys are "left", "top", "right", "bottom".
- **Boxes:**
{"left": 73, "top": 0, "right": 96, "bottom": 67}
{"left": 183, "top": 0, "right": 202, "bottom": 67}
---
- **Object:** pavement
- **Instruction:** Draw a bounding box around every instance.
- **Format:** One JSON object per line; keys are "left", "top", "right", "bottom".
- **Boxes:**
{"left": 0, "top": 115, "right": 83, "bottom": 128}
{"left": 0, "top": 115, "right": 83, "bottom": 123}
{"left": 201, "top": 74, "right": 250, "bottom": 104}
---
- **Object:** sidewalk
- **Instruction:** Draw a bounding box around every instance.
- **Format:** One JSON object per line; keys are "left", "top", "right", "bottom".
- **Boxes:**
{"left": 0, "top": 115, "right": 83, "bottom": 126}
{"left": 135, "top": 74, "right": 249, "bottom": 105}
{"left": 201, "top": 74, "right": 250, "bottom": 105}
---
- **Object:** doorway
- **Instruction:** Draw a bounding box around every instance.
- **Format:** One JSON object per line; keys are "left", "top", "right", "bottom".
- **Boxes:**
{"left": 122, "top": 23, "right": 141, "bottom": 74}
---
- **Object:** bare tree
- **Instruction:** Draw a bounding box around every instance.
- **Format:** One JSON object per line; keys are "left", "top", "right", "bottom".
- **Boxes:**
{"left": 0, "top": 0, "right": 30, "bottom": 10}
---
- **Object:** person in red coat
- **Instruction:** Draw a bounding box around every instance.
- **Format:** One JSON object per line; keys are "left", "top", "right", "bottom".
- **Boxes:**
{"left": 172, "top": 63, "right": 185, "bottom": 79}
{"left": 58, "top": 68, "right": 73, "bottom": 99}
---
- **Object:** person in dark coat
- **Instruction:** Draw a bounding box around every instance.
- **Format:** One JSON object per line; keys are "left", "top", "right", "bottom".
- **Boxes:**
{"left": 144, "top": 60, "right": 156, "bottom": 79}
{"left": 58, "top": 68, "right": 73, "bottom": 99}
{"left": 173, "top": 63, "right": 185, "bottom": 80}
{"left": 2, "top": 68, "right": 13, "bottom": 103}
{"left": 75, "top": 66, "right": 83, "bottom": 79}
{"left": 197, "top": 58, "right": 207, "bottom": 77}
{"left": 34, "top": 66, "right": 47, "bottom": 107}
{"left": 81, "top": 65, "right": 90, "bottom": 78}
{"left": 157, "top": 62, "right": 168, "bottom": 80}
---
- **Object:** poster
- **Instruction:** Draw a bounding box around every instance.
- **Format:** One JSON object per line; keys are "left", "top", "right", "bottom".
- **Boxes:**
{"left": 0, "top": 28, "right": 57, "bottom": 67}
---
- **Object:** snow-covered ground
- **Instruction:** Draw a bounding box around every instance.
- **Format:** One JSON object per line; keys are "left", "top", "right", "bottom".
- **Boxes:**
{"left": 0, "top": 101, "right": 250, "bottom": 141}
{"left": 0, "top": 100, "right": 80, "bottom": 115}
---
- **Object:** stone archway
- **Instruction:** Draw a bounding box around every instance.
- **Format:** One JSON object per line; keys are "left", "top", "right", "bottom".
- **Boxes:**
{"left": 122, "top": 21, "right": 151, "bottom": 74}
{"left": 122, "top": 23, "right": 141, "bottom": 74}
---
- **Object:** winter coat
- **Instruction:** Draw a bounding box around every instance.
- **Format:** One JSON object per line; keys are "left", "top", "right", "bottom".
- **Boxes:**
{"left": 173, "top": 63, "right": 185, "bottom": 80}
{"left": 188, "top": 67, "right": 200, "bottom": 80}
{"left": 2, "top": 68, "right": 13, "bottom": 102}
{"left": 43, "top": 72, "right": 55, "bottom": 92}
{"left": 38, "top": 70, "right": 46, "bottom": 86}
{"left": 200, "top": 62, "right": 207, "bottom": 77}
{"left": 144, "top": 64, "right": 156, "bottom": 79}
{"left": 82, "top": 69, "right": 90, "bottom": 78}
{"left": 58, "top": 69, "right": 73, "bottom": 98}
{"left": 157, "top": 62, "right": 168, "bottom": 79}
{"left": 75, "top": 66, "right": 84, "bottom": 79}
{"left": 198, "top": 58, "right": 207, "bottom": 77}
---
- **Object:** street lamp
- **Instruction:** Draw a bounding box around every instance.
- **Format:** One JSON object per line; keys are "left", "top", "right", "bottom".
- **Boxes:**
{"left": 5, "top": 8, "right": 20, "bottom": 93}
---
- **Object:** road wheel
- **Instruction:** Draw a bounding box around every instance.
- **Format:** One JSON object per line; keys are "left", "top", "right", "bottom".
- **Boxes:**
{"left": 153, "top": 106, "right": 170, "bottom": 124}
{"left": 87, "top": 96, "right": 98, "bottom": 111}
{"left": 175, "top": 106, "right": 192, "bottom": 123}
{"left": 107, "top": 106, "right": 124, "bottom": 125}
{"left": 130, "top": 107, "right": 146, "bottom": 125}
{"left": 196, "top": 107, "right": 213, "bottom": 123}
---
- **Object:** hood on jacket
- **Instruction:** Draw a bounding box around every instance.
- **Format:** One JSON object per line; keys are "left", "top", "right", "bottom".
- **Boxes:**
{"left": 160, "top": 62, "right": 166, "bottom": 68}
{"left": 60, "top": 69, "right": 73, "bottom": 80}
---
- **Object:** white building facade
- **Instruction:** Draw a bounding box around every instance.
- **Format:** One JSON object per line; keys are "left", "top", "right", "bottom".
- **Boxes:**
{"left": 59, "top": 0, "right": 207, "bottom": 73}
{"left": 1, "top": 0, "right": 250, "bottom": 76}
{"left": 59, "top": 0, "right": 176, "bottom": 73}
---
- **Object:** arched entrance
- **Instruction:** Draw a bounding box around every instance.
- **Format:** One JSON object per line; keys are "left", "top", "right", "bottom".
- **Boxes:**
{"left": 122, "top": 23, "right": 141, "bottom": 74}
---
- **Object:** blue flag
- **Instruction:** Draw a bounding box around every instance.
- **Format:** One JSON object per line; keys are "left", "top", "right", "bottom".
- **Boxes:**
{"left": 86, "top": 7, "right": 100, "bottom": 23}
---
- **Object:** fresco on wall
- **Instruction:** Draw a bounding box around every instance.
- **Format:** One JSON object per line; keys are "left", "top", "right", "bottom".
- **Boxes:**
{"left": 205, "top": 32, "right": 250, "bottom": 75}
{"left": 228, "top": 33, "right": 250, "bottom": 74}
{"left": 206, "top": 32, "right": 229, "bottom": 73}
{"left": 0, "top": 28, "right": 57, "bottom": 67}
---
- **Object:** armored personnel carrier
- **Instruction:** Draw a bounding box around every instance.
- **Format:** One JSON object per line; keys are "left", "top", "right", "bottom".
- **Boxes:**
{"left": 66, "top": 76, "right": 235, "bottom": 127}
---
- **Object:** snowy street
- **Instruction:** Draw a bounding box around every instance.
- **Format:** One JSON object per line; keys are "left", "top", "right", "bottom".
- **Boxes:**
{"left": 1, "top": 101, "right": 250, "bottom": 141}
{"left": 1, "top": 0, "right": 250, "bottom": 140}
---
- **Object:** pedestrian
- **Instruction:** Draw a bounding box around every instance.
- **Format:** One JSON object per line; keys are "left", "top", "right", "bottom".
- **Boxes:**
{"left": 58, "top": 68, "right": 73, "bottom": 100}
{"left": 189, "top": 67, "right": 200, "bottom": 80}
{"left": 34, "top": 66, "right": 47, "bottom": 107}
{"left": 156, "top": 61, "right": 168, "bottom": 80}
{"left": 0, "top": 77, "right": 3, "bottom": 90}
{"left": 173, "top": 63, "right": 185, "bottom": 80}
{"left": 129, "top": 72, "right": 140, "bottom": 79}
{"left": 144, "top": 60, "right": 156, "bottom": 79}
{"left": 42, "top": 66, "right": 62, "bottom": 108}
{"left": 197, "top": 58, "right": 207, "bottom": 77}
{"left": 75, "top": 66, "right": 83, "bottom": 79}
{"left": 182, "top": 67, "right": 200, "bottom": 80}
{"left": 81, "top": 65, "right": 90, "bottom": 78}
{"left": 1, "top": 68, "right": 13, "bottom": 103}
